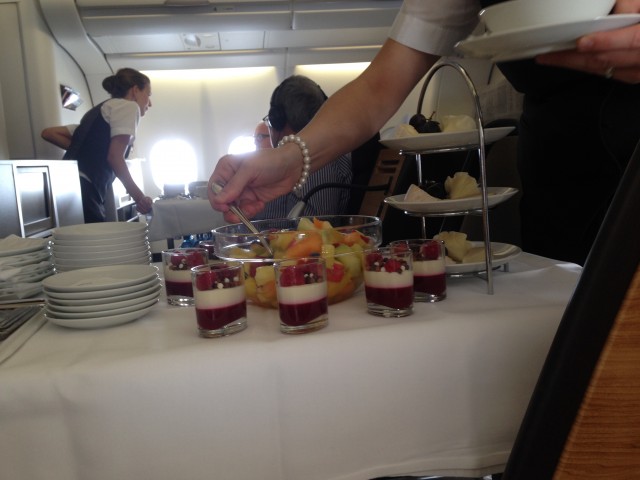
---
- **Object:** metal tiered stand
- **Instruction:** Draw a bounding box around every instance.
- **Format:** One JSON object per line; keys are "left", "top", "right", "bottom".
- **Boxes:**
{"left": 401, "top": 61, "right": 495, "bottom": 294}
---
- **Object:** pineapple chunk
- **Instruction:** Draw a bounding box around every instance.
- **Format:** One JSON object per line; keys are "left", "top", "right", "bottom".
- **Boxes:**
{"left": 321, "top": 244, "right": 336, "bottom": 268}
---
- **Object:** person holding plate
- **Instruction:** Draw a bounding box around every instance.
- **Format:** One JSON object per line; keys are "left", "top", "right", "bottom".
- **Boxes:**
{"left": 209, "top": 0, "right": 640, "bottom": 266}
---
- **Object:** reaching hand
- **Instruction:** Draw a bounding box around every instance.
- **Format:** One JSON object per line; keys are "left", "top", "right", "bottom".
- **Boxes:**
{"left": 208, "top": 145, "right": 302, "bottom": 222}
{"left": 135, "top": 196, "right": 154, "bottom": 215}
{"left": 536, "top": 0, "right": 640, "bottom": 83}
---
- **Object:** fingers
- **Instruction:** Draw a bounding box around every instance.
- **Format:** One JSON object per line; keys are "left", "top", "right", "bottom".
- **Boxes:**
{"left": 135, "top": 196, "right": 153, "bottom": 214}
{"left": 536, "top": 23, "right": 640, "bottom": 83}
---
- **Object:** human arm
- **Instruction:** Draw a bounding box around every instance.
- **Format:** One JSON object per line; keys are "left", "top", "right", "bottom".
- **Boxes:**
{"left": 41, "top": 126, "right": 74, "bottom": 150}
{"left": 107, "top": 135, "right": 153, "bottom": 214}
{"left": 536, "top": 0, "right": 640, "bottom": 83}
{"left": 209, "top": 38, "right": 439, "bottom": 220}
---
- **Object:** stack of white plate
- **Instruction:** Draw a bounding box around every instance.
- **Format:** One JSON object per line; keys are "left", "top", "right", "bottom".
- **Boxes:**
{"left": 42, "top": 264, "right": 161, "bottom": 329}
{"left": 0, "top": 235, "right": 54, "bottom": 302}
{"left": 51, "top": 222, "right": 151, "bottom": 272}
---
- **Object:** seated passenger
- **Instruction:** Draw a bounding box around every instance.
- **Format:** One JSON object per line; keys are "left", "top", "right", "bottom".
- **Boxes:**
{"left": 254, "top": 75, "right": 352, "bottom": 220}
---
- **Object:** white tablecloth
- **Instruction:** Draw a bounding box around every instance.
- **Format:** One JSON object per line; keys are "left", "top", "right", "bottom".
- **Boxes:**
{"left": 0, "top": 254, "right": 581, "bottom": 480}
{"left": 146, "top": 197, "right": 227, "bottom": 241}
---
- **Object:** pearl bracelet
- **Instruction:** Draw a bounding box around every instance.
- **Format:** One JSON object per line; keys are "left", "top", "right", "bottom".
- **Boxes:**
{"left": 277, "top": 134, "right": 311, "bottom": 193}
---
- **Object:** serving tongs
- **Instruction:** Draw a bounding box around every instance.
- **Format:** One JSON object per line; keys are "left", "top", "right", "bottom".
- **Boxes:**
{"left": 210, "top": 182, "right": 275, "bottom": 257}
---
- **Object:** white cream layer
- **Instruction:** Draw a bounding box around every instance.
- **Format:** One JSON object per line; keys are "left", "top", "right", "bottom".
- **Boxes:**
{"left": 277, "top": 282, "right": 327, "bottom": 304}
{"left": 413, "top": 260, "right": 445, "bottom": 276}
{"left": 164, "top": 267, "right": 192, "bottom": 283}
{"left": 364, "top": 269, "right": 413, "bottom": 288}
{"left": 195, "top": 285, "right": 245, "bottom": 309}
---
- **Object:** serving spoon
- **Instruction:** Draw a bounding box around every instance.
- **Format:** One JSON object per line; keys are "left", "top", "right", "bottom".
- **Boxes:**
{"left": 210, "top": 182, "right": 274, "bottom": 257}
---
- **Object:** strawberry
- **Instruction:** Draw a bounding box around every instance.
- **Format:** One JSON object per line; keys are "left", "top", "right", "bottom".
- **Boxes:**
{"left": 383, "top": 258, "right": 403, "bottom": 273}
{"left": 279, "top": 266, "right": 305, "bottom": 287}
{"left": 186, "top": 250, "right": 205, "bottom": 267}
{"left": 195, "top": 270, "right": 216, "bottom": 291}
{"left": 170, "top": 254, "right": 187, "bottom": 269}
{"left": 420, "top": 241, "right": 441, "bottom": 261}
{"left": 326, "top": 261, "right": 345, "bottom": 282}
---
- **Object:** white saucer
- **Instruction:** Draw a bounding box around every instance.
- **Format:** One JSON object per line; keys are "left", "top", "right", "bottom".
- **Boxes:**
{"left": 42, "top": 264, "right": 159, "bottom": 293}
{"left": 446, "top": 242, "right": 522, "bottom": 275}
{"left": 455, "top": 14, "right": 640, "bottom": 62}
{"left": 53, "top": 250, "right": 151, "bottom": 266}
{"left": 47, "top": 283, "right": 161, "bottom": 306}
{"left": 45, "top": 296, "right": 159, "bottom": 319}
{"left": 52, "top": 222, "right": 147, "bottom": 241}
{"left": 44, "top": 276, "right": 160, "bottom": 300}
{"left": 380, "top": 126, "right": 514, "bottom": 152}
{"left": 52, "top": 241, "right": 150, "bottom": 255}
{"left": 46, "top": 302, "right": 157, "bottom": 329}
{"left": 384, "top": 187, "right": 518, "bottom": 215}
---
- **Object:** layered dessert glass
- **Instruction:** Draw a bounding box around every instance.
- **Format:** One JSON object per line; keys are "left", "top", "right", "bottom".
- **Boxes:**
{"left": 274, "top": 257, "right": 328, "bottom": 334}
{"left": 363, "top": 247, "right": 414, "bottom": 317}
{"left": 192, "top": 262, "right": 247, "bottom": 338}
{"left": 390, "top": 239, "right": 446, "bottom": 302}
{"left": 162, "top": 248, "right": 208, "bottom": 306}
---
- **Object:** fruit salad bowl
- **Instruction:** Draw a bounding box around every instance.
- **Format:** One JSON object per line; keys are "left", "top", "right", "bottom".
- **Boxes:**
{"left": 212, "top": 215, "right": 382, "bottom": 308}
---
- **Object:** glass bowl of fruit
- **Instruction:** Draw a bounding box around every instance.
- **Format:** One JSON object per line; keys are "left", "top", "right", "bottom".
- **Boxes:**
{"left": 212, "top": 215, "right": 382, "bottom": 308}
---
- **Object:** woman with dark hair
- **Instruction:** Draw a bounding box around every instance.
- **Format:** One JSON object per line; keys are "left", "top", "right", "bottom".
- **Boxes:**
{"left": 42, "top": 68, "right": 154, "bottom": 223}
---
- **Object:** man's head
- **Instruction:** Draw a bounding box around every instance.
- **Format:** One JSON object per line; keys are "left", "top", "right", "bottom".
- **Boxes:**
{"left": 265, "top": 75, "right": 328, "bottom": 138}
{"left": 254, "top": 121, "right": 271, "bottom": 149}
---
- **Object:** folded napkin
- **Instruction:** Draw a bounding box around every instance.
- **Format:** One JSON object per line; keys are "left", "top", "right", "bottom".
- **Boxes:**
{"left": 0, "top": 249, "right": 51, "bottom": 267}
{"left": 0, "top": 235, "right": 48, "bottom": 256}
{"left": 0, "top": 282, "right": 44, "bottom": 301}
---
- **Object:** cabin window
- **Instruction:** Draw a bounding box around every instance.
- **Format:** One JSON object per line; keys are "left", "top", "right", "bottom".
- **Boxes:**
{"left": 149, "top": 138, "right": 197, "bottom": 190}
{"left": 228, "top": 135, "right": 256, "bottom": 155}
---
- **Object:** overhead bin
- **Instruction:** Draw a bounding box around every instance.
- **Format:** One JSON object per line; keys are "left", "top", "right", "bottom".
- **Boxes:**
{"left": 39, "top": 0, "right": 401, "bottom": 78}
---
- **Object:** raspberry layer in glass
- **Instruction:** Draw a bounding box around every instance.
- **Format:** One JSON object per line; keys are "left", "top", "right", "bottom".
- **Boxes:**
{"left": 164, "top": 267, "right": 194, "bottom": 297}
{"left": 195, "top": 285, "right": 246, "bottom": 330}
{"left": 413, "top": 259, "right": 446, "bottom": 296}
{"left": 277, "top": 282, "right": 327, "bottom": 326}
{"left": 364, "top": 270, "right": 414, "bottom": 309}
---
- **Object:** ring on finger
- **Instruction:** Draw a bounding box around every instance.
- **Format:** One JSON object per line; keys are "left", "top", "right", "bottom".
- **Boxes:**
{"left": 605, "top": 66, "right": 615, "bottom": 79}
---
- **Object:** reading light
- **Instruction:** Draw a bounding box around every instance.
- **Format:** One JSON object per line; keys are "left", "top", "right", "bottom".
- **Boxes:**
{"left": 60, "top": 85, "right": 83, "bottom": 111}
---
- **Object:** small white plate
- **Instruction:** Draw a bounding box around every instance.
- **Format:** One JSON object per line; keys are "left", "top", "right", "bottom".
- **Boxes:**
{"left": 379, "top": 126, "right": 514, "bottom": 152}
{"left": 52, "top": 222, "right": 147, "bottom": 241}
{"left": 53, "top": 256, "right": 152, "bottom": 273}
{"left": 45, "top": 296, "right": 159, "bottom": 319}
{"left": 47, "top": 283, "right": 161, "bottom": 306}
{"left": 51, "top": 233, "right": 149, "bottom": 247}
{"left": 46, "top": 302, "right": 157, "bottom": 329}
{"left": 455, "top": 14, "right": 640, "bottom": 62}
{"left": 0, "top": 236, "right": 49, "bottom": 257}
{"left": 446, "top": 242, "right": 522, "bottom": 275}
{"left": 52, "top": 242, "right": 150, "bottom": 256}
{"left": 42, "top": 264, "right": 159, "bottom": 292}
{"left": 384, "top": 187, "right": 518, "bottom": 214}
{"left": 53, "top": 249, "right": 151, "bottom": 265}
{"left": 44, "top": 276, "right": 160, "bottom": 300}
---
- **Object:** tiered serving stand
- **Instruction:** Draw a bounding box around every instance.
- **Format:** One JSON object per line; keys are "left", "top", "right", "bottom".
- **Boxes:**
{"left": 390, "top": 61, "right": 502, "bottom": 294}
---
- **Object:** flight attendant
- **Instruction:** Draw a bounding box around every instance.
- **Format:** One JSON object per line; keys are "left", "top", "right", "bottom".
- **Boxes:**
{"left": 42, "top": 68, "right": 154, "bottom": 223}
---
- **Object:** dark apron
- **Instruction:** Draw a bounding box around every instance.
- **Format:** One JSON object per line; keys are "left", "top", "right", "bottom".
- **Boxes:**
{"left": 479, "top": 0, "right": 640, "bottom": 265}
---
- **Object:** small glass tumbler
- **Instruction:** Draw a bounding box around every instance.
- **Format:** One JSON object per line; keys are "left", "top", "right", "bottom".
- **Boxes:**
{"left": 191, "top": 262, "right": 247, "bottom": 338}
{"left": 198, "top": 240, "right": 218, "bottom": 262}
{"left": 363, "top": 247, "right": 414, "bottom": 317}
{"left": 274, "top": 257, "right": 328, "bottom": 334}
{"left": 390, "top": 239, "right": 446, "bottom": 302}
{"left": 162, "top": 248, "right": 208, "bottom": 306}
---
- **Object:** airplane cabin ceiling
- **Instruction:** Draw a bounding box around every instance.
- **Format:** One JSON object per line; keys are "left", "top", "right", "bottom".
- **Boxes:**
{"left": 38, "top": 0, "right": 402, "bottom": 74}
